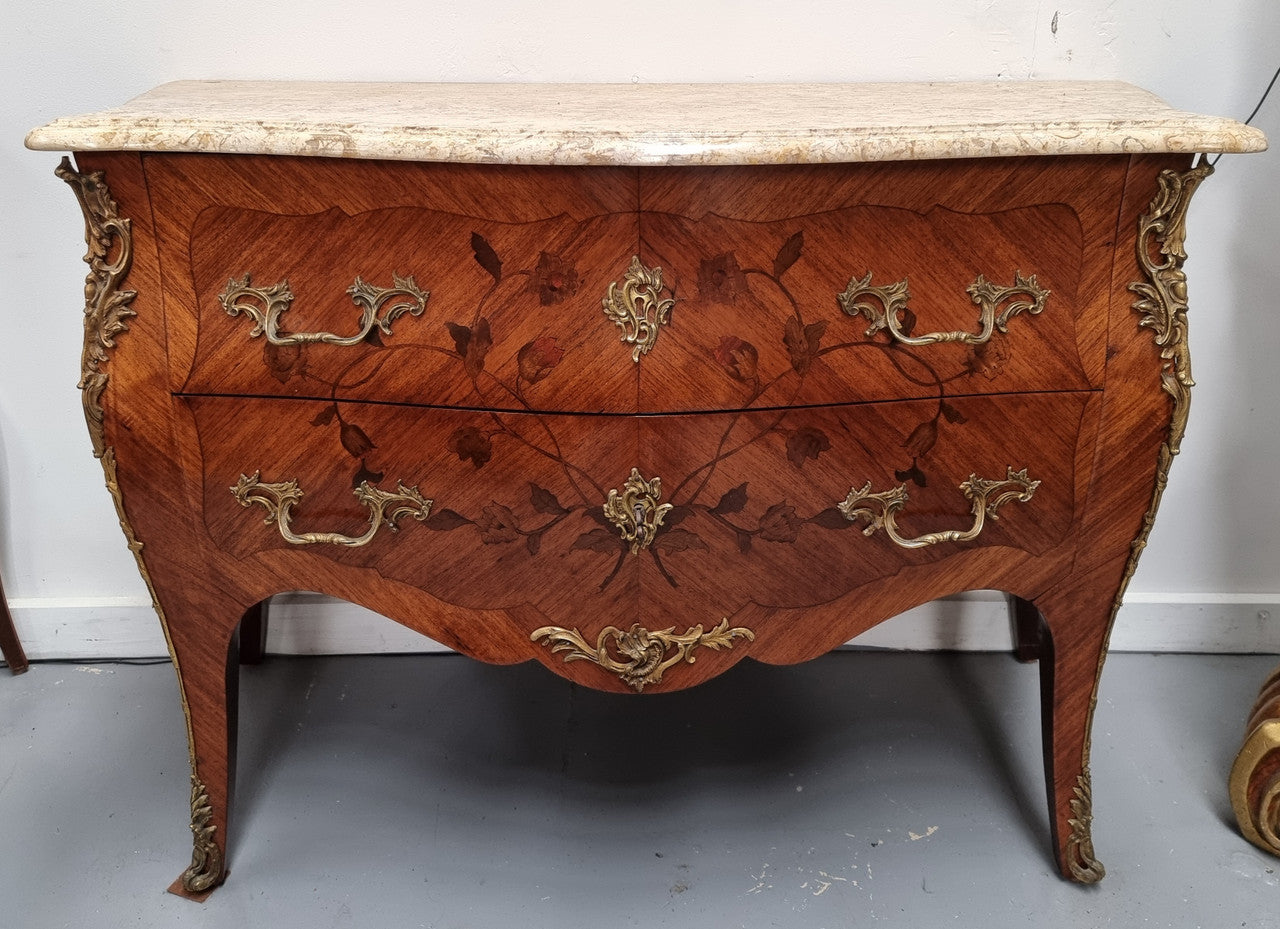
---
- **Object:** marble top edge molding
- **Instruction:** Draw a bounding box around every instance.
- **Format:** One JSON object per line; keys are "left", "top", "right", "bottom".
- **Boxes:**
{"left": 26, "top": 80, "right": 1267, "bottom": 166}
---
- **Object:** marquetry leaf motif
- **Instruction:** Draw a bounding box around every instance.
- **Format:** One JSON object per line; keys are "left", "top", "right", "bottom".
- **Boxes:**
{"left": 573, "top": 528, "right": 624, "bottom": 554}
{"left": 352, "top": 459, "right": 384, "bottom": 489}
{"left": 311, "top": 404, "right": 338, "bottom": 427}
{"left": 808, "top": 507, "right": 857, "bottom": 530}
{"left": 531, "top": 620, "right": 755, "bottom": 692}
{"left": 56, "top": 158, "right": 137, "bottom": 459}
{"left": 663, "top": 505, "right": 691, "bottom": 527}
{"left": 783, "top": 317, "right": 828, "bottom": 375}
{"left": 446, "top": 318, "right": 493, "bottom": 379}
{"left": 652, "top": 527, "right": 709, "bottom": 553}
{"left": 894, "top": 459, "right": 928, "bottom": 488}
{"left": 530, "top": 483, "right": 569, "bottom": 516}
{"left": 425, "top": 508, "right": 473, "bottom": 531}
{"left": 471, "top": 232, "right": 502, "bottom": 282}
{"left": 602, "top": 256, "right": 676, "bottom": 363}
{"left": 773, "top": 230, "right": 804, "bottom": 278}
{"left": 939, "top": 401, "right": 967, "bottom": 424}
{"left": 263, "top": 340, "right": 303, "bottom": 383}
{"left": 902, "top": 418, "right": 938, "bottom": 458}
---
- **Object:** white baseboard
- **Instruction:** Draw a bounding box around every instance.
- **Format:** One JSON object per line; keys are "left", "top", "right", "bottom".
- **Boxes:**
{"left": 5, "top": 591, "right": 1278, "bottom": 662}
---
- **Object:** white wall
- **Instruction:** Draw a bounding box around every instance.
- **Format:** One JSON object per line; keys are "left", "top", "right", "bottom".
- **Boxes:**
{"left": 2, "top": 0, "right": 1277, "bottom": 657}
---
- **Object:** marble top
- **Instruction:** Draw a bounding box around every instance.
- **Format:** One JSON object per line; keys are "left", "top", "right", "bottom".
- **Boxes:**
{"left": 25, "top": 81, "right": 1267, "bottom": 166}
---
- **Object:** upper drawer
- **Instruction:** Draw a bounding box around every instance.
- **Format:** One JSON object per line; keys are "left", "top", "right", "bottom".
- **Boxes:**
{"left": 635, "top": 158, "right": 1122, "bottom": 412}
{"left": 149, "top": 154, "right": 1121, "bottom": 413}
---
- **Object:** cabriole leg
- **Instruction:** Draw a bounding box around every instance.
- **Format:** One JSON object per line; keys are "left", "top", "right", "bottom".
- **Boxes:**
{"left": 1032, "top": 581, "right": 1114, "bottom": 883}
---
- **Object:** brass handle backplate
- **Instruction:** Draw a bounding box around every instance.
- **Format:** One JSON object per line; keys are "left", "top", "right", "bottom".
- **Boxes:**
{"left": 837, "top": 271, "right": 1048, "bottom": 346}
{"left": 604, "top": 468, "right": 673, "bottom": 554}
{"left": 220, "top": 273, "right": 429, "bottom": 346}
{"left": 837, "top": 466, "right": 1039, "bottom": 549}
{"left": 602, "top": 256, "right": 675, "bottom": 362}
{"left": 232, "top": 472, "right": 432, "bottom": 546}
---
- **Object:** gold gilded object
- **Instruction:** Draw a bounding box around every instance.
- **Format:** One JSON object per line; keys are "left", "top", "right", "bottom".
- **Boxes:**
{"left": 1064, "top": 161, "right": 1213, "bottom": 885}
{"left": 1065, "top": 770, "right": 1105, "bottom": 882}
{"left": 604, "top": 468, "right": 673, "bottom": 554}
{"left": 220, "top": 273, "right": 429, "bottom": 346}
{"left": 1230, "top": 664, "right": 1280, "bottom": 857}
{"left": 1109, "top": 162, "right": 1213, "bottom": 607}
{"left": 56, "top": 157, "right": 136, "bottom": 459}
{"left": 837, "top": 270, "right": 1048, "bottom": 346}
{"left": 233, "top": 473, "right": 432, "bottom": 546}
{"left": 838, "top": 467, "right": 1039, "bottom": 549}
{"left": 531, "top": 619, "right": 755, "bottom": 692}
{"left": 58, "top": 159, "right": 222, "bottom": 892}
{"left": 181, "top": 775, "right": 224, "bottom": 894}
{"left": 602, "top": 256, "right": 675, "bottom": 362}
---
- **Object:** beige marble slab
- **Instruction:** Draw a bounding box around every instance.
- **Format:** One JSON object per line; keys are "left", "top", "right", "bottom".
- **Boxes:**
{"left": 26, "top": 80, "right": 1266, "bottom": 166}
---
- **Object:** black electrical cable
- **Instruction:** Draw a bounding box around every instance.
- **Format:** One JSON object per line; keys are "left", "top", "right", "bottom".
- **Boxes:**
{"left": 1210, "top": 61, "right": 1279, "bottom": 166}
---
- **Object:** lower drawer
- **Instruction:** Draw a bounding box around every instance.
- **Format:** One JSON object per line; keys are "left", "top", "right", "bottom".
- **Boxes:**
{"left": 184, "top": 390, "right": 1095, "bottom": 655}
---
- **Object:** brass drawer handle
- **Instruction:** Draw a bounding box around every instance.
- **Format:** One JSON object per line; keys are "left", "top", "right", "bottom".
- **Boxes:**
{"left": 232, "top": 472, "right": 432, "bottom": 547}
{"left": 837, "top": 466, "right": 1039, "bottom": 549}
{"left": 837, "top": 271, "right": 1047, "bottom": 346}
{"left": 219, "top": 273, "right": 429, "bottom": 346}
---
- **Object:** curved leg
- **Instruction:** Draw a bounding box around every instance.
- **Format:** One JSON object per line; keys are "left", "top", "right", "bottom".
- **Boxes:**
{"left": 159, "top": 588, "right": 243, "bottom": 900}
{"left": 1033, "top": 579, "right": 1113, "bottom": 883}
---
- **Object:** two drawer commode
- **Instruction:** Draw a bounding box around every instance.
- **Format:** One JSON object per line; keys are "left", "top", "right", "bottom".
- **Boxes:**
{"left": 26, "top": 81, "right": 1266, "bottom": 897}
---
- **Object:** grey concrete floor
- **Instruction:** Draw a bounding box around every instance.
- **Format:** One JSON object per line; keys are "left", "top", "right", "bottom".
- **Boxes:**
{"left": 1, "top": 649, "right": 1277, "bottom": 928}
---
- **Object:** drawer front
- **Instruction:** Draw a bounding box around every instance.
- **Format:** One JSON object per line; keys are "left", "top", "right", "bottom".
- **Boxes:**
{"left": 636, "top": 158, "right": 1121, "bottom": 412}
{"left": 185, "top": 395, "right": 643, "bottom": 629}
{"left": 186, "top": 205, "right": 641, "bottom": 412}
{"left": 638, "top": 201, "right": 1088, "bottom": 411}
{"left": 151, "top": 155, "right": 1120, "bottom": 416}
{"left": 635, "top": 391, "right": 1093, "bottom": 634}
{"left": 148, "top": 155, "right": 642, "bottom": 413}
{"left": 186, "top": 390, "right": 1093, "bottom": 667}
